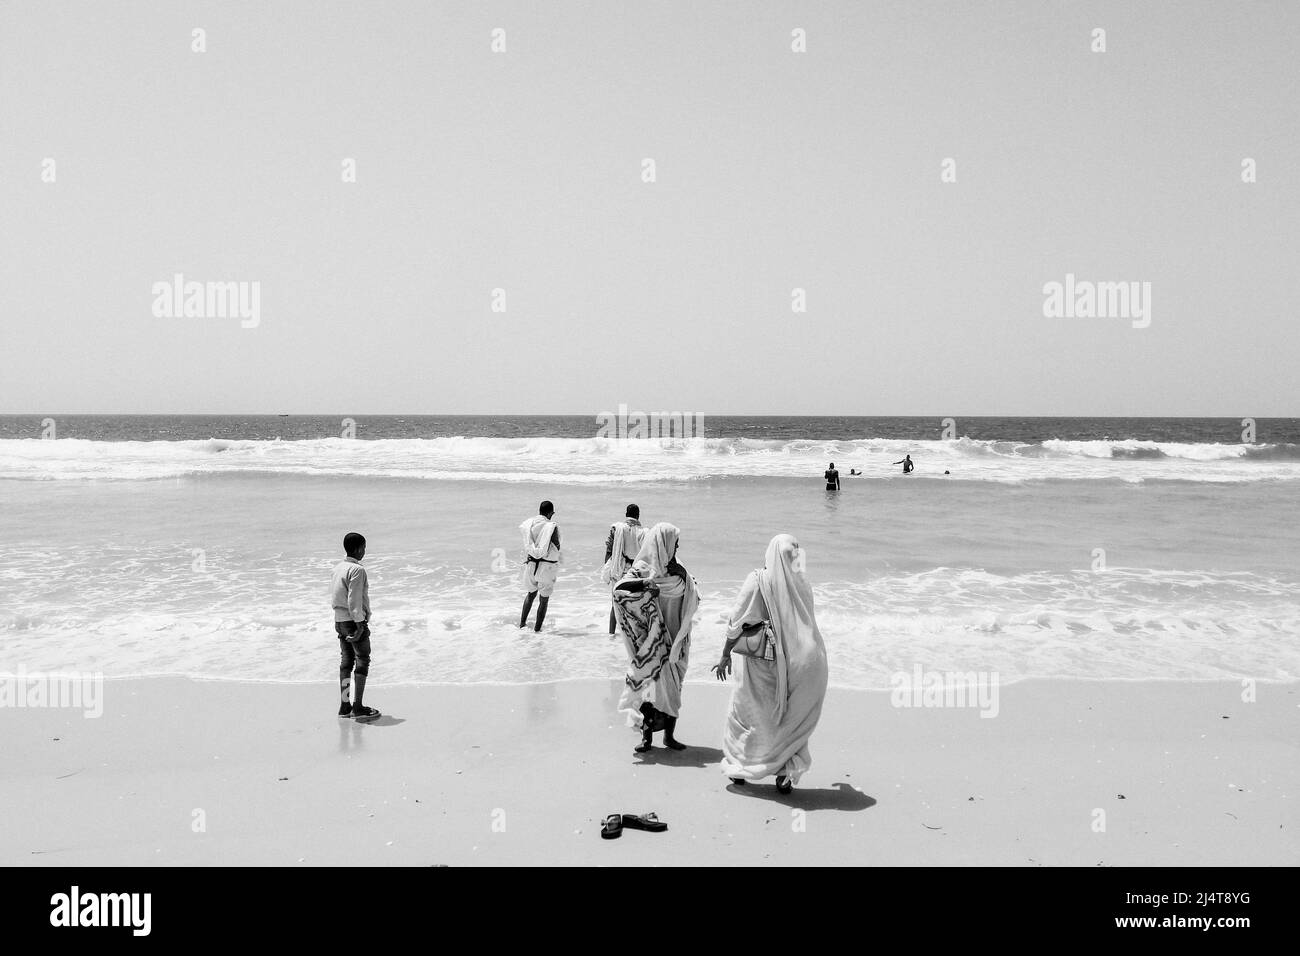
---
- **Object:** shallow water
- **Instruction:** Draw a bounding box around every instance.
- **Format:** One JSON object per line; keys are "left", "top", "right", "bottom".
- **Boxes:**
{"left": 3, "top": 466, "right": 1296, "bottom": 687}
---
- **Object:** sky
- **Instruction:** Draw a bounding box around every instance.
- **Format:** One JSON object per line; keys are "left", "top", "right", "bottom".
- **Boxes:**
{"left": 1, "top": 1, "right": 1297, "bottom": 416}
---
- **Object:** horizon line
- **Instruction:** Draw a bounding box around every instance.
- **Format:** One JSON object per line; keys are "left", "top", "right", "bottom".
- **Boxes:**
{"left": 1, "top": 412, "right": 1295, "bottom": 420}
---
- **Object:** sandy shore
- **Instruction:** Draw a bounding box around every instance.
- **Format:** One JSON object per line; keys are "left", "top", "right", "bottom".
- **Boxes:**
{"left": 4, "top": 677, "right": 1296, "bottom": 866}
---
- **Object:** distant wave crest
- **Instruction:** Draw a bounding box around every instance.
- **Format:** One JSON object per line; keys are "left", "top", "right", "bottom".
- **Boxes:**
{"left": 1, "top": 435, "right": 1298, "bottom": 483}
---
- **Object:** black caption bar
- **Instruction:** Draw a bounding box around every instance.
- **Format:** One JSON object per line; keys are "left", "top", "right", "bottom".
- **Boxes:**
{"left": 0, "top": 866, "right": 1286, "bottom": 943}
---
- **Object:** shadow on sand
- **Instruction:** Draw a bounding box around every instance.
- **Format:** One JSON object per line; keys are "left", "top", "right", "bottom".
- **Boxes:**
{"left": 354, "top": 715, "right": 406, "bottom": 728}
{"left": 633, "top": 744, "right": 725, "bottom": 769}
{"left": 726, "top": 780, "right": 875, "bottom": 812}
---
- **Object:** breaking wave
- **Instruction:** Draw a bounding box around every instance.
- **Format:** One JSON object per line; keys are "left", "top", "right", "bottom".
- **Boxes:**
{"left": 2, "top": 435, "right": 1298, "bottom": 483}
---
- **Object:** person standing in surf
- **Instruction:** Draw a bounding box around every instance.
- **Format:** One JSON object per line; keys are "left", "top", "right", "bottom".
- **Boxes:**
{"left": 602, "top": 504, "right": 645, "bottom": 634}
{"left": 519, "top": 500, "right": 561, "bottom": 632}
{"left": 331, "top": 532, "right": 380, "bottom": 720}
{"left": 824, "top": 462, "right": 841, "bottom": 490}
{"left": 893, "top": 454, "right": 914, "bottom": 474}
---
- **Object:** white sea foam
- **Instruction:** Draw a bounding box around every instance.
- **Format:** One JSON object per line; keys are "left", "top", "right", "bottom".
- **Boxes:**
{"left": 2, "top": 436, "right": 1298, "bottom": 483}
{"left": 3, "top": 552, "right": 1296, "bottom": 688}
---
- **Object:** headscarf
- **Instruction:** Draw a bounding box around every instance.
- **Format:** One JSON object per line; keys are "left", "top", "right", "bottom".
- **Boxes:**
{"left": 631, "top": 522, "right": 680, "bottom": 580}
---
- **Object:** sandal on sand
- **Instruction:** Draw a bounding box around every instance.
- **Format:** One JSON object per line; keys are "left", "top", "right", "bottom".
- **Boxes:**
{"left": 601, "top": 814, "right": 623, "bottom": 840}
{"left": 729, "top": 777, "right": 747, "bottom": 786}
{"left": 621, "top": 812, "right": 668, "bottom": 833}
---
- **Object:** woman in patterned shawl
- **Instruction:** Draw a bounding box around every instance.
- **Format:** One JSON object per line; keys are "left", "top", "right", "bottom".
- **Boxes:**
{"left": 612, "top": 522, "right": 700, "bottom": 753}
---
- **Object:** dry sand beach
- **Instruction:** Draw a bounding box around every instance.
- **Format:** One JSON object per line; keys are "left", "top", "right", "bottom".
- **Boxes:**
{"left": 5, "top": 678, "right": 1295, "bottom": 867}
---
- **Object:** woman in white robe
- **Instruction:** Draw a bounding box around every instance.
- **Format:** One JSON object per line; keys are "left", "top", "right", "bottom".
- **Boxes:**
{"left": 713, "top": 534, "right": 828, "bottom": 793}
{"left": 613, "top": 523, "right": 699, "bottom": 753}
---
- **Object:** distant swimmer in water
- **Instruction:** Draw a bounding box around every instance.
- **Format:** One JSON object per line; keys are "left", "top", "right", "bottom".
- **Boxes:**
{"left": 893, "top": 455, "right": 914, "bottom": 474}
{"left": 824, "top": 462, "right": 841, "bottom": 490}
{"left": 848, "top": 468, "right": 861, "bottom": 476}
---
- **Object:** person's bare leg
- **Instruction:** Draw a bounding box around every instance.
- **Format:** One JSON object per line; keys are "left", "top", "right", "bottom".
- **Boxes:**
{"left": 533, "top": 596, "right": 549, "bottom": 632}
{"left": 519, "top": 591, "right": 536, "bottom": 628}
{"left": 608, "top": 604, "right": 617, "bottom": 634}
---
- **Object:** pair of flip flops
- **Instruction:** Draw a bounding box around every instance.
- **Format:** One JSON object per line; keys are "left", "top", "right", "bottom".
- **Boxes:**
{"left": 601, "top": 812, "right": 667, "bottom": 839}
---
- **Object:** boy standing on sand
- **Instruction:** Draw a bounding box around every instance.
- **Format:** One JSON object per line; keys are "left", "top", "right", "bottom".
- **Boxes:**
{"left": 331, "top": 532, "right": 380, "bottom": 720}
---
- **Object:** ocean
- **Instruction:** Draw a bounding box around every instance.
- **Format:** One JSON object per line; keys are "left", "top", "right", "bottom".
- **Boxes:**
{"left": 2, "top": 415, "right": 1298, "bottom": 688}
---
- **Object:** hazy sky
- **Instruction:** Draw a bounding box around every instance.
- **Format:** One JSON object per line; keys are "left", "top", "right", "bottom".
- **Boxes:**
{"left": 2, "top": 1, "right": 1297, "bottom": 416}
